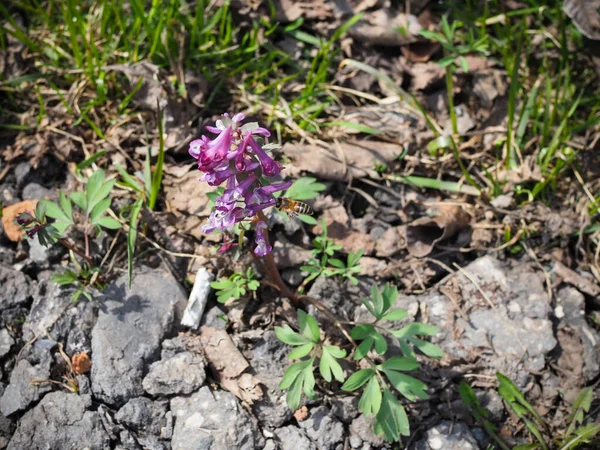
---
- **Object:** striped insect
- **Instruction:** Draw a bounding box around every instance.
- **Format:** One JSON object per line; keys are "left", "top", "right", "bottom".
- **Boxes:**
{"left": 275, "top": 197, "right": 313, "bottom": 217}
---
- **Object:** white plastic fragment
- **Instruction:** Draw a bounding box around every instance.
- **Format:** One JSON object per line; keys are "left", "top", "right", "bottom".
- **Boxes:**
{"left": 181, "top": 268, "right": 214, "bottom": 329}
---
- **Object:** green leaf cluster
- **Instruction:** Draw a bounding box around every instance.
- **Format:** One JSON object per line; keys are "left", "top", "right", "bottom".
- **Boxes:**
{"left": 210, "top": 267, "right": 260, "bottom": 303}
{"left": 340, "top": 357, "right": 421, "bottom": 441}
{"left": 276, "top": 310, "right": 347, "bottom": 409}
{"left": 43, "top": 169, "right": 120, "bottom": 235}
{"left": 301, "top": 220, "right": 363, "bottom": 286}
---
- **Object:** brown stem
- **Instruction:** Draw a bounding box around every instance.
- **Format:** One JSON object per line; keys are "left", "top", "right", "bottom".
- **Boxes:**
{"left": 58, "top": 238, "right": 94, "bottom": 266}
{"left": 255, "top": 211, "right": 358, "bottom": 350}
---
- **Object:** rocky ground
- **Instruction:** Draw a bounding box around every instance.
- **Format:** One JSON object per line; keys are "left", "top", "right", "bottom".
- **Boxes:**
{"left": 0, "top": 215, "right": 598, "bottom": 449}
{"left": 2, "top": 0, "right": 600, "bottom": 449}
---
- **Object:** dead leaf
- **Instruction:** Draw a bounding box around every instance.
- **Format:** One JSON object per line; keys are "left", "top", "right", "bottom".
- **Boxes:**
{"left": 311, "top": 205, "right": 375, "bottom": 255}
{"left": 1, "top": 200, "right": 38, "bottom": 242}
{"left": 410, "top": 62, "right": 445, "bottom": 91}
{"left": 554, "top": 261, "right": 600, "bottom": 301}
{"left": 71, "top": 352, "right": 91, "bottom": 375}
{"left": 164, "top": 170, "right": 215, "bottom": 217}
{"left": 294, "top": 405, "right": 309, "bottom": 422}
{"left": 281, "top": 140, "right": 404, "bottom": 182}
{"left": 405, "top": 204, "right": 471, "bottom": 257}
{"left": 563, "top": 0, "right": 600, "bottom": 40}
{"left": 200, "top": 327, "right": 263, "bottom": 404}
{"left": 349, "top": 10, "right": 422, "bottom": 47}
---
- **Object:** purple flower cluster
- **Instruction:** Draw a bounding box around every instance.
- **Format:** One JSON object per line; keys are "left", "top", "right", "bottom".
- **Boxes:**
{"left": 190, "top": 113, "right": 290, "bottom": 256}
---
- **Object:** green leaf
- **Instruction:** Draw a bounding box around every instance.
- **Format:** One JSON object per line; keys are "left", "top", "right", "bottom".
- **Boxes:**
{"left": 210, "top": 279, "right": 234, "bottom": 290}
{"left": 70, "top": 191, "right": 87, "bottom": 211}
{"left": 341, "top": 369, "right": 375, "bottom": 391}
{"left": 380, "top": 309, "right": 407, "bottom": 321}
{"left": 149, "top": 107, "right": 165, "bottom": 210}
{"left": 375, "top": 388, "right": 410, "bottom": 441}
{"left": 359, "top": 376, "right": 382, "bottom": 416}
{"left": 127, "top": 198, "right": 144, "bottom": 288}
{"left": 51, "top": 271, "right": 78, "bottom": 285}
{"left": 298, "top": 310, "right": 320, "bottom": 343}
{"left": 392, "top": 323, "right": 439, "bottom": 339}
{"left": 328, "top": 258, "right": 345, "bottom": 269}
{"left": 90, "top": 197, "right": 111, "bottom": 223}
{"left": 354, "top": 337, "right": 374, "bottom": 360}
{"left": 279, "top": 362, "right": 304, "bottom": 390}
{"left": 247, "top": 280, "right": 260, "bottom": 291}
{"left": 409, "top": 337, "right": 444, "bottom": 359}
{"left": 95, "top": 216, "right": 121, "bottom": 230}
{"left": 76, "top": 150, "right": 107, "bottom": 172}
{"left": 383, "top": 370, "right": 429, "bottom": 402}
{"left": 303, "top": 361, "right": 316, "bottom": 399}
{"left": 288, "top": 343, "right": 314, "bottom": 360}
{"left": 382, "top": 357, "right": 419, "bottom": 372}
{"left": 85, "top": 169, "right": 106, "bottom": 212}
{"left": 286, "top": 375, "right": 304, "bottom": 410}
{"left": 373, "top": 332, "right": 387, "bottom": 355}
{"left": 59, "top": 192, "right": 73, "bottom": 220}
{"left": 115, "top": 163, "right": 144, "bottom": 193}
{"left": 381, "top": 283, "right": 398, "bottom": 311}
{"left": 275, "top": 324, "right": 311, "bottom": 346}
{"left": 88, "top": 179, "right": 115, "bottom": 214}
{"left": 319, "top": 346, "right": 346, "bottom": 383}
{"left": 42, "top": 200, "right": 70, "bottom": 222}
{"left": 370, "top": 285, "right": 384, "bottom": 317}
{"left": 285, "top": 177, "right": 326, "bottom": 201}
{"left": 497, "top": 373, "right": 545, "bottom": 425}
{"left": 350, "top": 324, "right": 375, "bottom": 340}
{"left": 298, "top": 214, "right": 317, "bottom": 225}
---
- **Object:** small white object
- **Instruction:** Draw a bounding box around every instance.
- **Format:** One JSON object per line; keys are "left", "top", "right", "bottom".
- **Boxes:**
{"left": 181, "top": 268, "right": 214, "bottom": 329}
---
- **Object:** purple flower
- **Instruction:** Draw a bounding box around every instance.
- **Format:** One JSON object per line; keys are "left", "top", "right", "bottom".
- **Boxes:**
{"left": 201, "top": 161, "right": 259, "bottom": 186}
{"left": 190, "top": 113, "right": 293, "bottom": 257}
{"left": 254, "top": 221, "right": 272, "bottom": 256}
{"left": 215, "top": 174, "right": 257, "bottom": 209}
{"left": 246, "top": 181, "right": 292, "bottom": 213}
{"left": 247, "top": 137, "right": 281, "bottom": 176}
{"left": 201, "top": 207, "right": 248, "bottom": 234}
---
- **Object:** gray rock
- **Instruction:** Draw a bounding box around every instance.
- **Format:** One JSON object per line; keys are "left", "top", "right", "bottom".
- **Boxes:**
{"left": 0, "top": 265, "right": 32, "bottom": 311}
{"left": 412, "top": 421, "right": 480, "bottom": 450}
{"left": 7, "top": 392, "right": 109, "bottom": 450}
{"left": 22, "top": 280, "right": 73, "bottom": 342}
{"left": 21, "top": 182, "right": 52, "bottom": 200}
{"left": 331, "top": 396, "right": 359, "bottom": 423}
{"left": 281, "top": 269, "right": 304, "bottom": 286}
{"left": 274, "top": 426, "right": 316, "bottom": 450}
{"left": 249, "top": 331, "right": 292, "bottom": 427}
{"left": 0, "top": 329, "right": 14, "bottom": 358}
{"left": 556, "top": 287, "right": 600, "bottom": 381}
{"left": 0, "top": 356, "right": 52, "bottom": 416}
{"left": 116, "top": 397, "right": 168, "bottom": 435}
{"left": 307, "top": 276, "right": 369, "bottom": 322}
{"left": 350, "top": 415, "right": 384, "bottom": 447}
{"left": 91, "top": 267, "right": 187, "bottom": 406}
{"left": 297, "top": 406, "right": 344, "bottom": 450}
{"left": 14, "top": 162, "right": 31, "bottom": 186}
{"left": 50, "top": 297, "right": 97, "bottom": 355}
{"left": 199, "top": 305, "right": 228, "bottom": 330}
{"left": 170, "top": 386, "right": 264, "bottom": 450}
{"left": 143, "top": 351, "right": 206, "bottom": 396}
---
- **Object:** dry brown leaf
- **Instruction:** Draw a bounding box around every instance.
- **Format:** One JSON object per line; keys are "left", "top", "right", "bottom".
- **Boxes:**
{"left": 311, "top": 205, "right": 375, "bottom": 255}
{"left": 405, "top": 204, "right": 471, "bottom": 257}
{"left": 349, "top": 10, "right": 421, "bottom": 47}
{"left": 281, "top": 140, "right": 404, "bottom": 182}
{"left": 163, "top": 170, "right": 214, "bottom": 217}
{"left": 1, "top": 200, "right": 38, "bottom": 242}
{"left": 71, "top": 352, "right": 92, "bottom": 375}
{"left": 199, "top": 327, "right": 263, "bottom": 404}
{"left": 294, "top": 405, "right": 309, "bottom": 422}
{"left": 563, "top": 0, "right": 600, "bottom": 40}
{"left": 554, "top": 261, "right": 600, "bottom": 301}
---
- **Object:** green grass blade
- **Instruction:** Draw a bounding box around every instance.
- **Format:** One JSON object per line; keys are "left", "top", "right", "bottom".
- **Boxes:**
{"left": 127, "top": 198, "right": 144, "bottom": 288}
{"left": 386, "top": 174, "right": 480, "bottom": 196}
{"left": 149, "top": 106, "right": 165, "bottom": 210}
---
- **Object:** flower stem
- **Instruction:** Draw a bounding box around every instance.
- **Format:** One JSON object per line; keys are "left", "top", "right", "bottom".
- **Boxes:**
{"left": 255, "top": 211, "right": 358, "bottom": 349}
